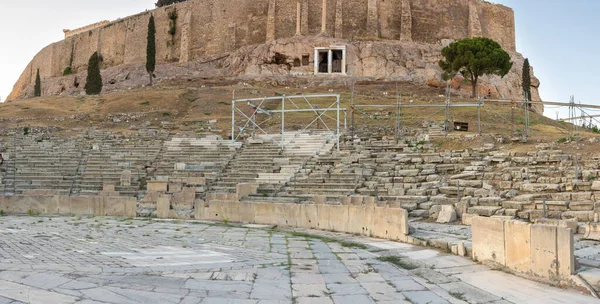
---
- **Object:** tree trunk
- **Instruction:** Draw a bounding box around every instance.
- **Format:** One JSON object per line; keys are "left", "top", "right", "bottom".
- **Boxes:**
{"left": 149, "top": 72, "right": 153, "bottom": 86}
{"left": 471, "top": 77, "right": 478, "bottom": 98}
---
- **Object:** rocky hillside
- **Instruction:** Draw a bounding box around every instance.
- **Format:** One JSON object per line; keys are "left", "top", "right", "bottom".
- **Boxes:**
{"left": 9, "top": 37, "right": 541, "bottom": 114}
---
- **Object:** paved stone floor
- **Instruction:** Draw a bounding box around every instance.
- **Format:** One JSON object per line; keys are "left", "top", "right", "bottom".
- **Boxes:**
{"left": 0, "top": 216, "right": 597, "bottom": 304}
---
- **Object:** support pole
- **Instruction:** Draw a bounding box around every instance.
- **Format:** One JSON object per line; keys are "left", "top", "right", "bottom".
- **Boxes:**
{"left": 445, "top": 82, "right": 450, "bottom": 136}
{"left": 351, "top": 83, "right": 355, "bottom": 142}
{"left": 337, "top": 95, "right": 340, "bottom": 151}
{"left": 231, "top": 91, "right": 236, "bottom": 145}
{"left": 281, "top": 96, "right": 285, "bottom": 150}
{"left": 395, "top": 83, "right": 400, "bottom": 143}
{"left": 478, "top": 97, "right": 482, "bottom": 136}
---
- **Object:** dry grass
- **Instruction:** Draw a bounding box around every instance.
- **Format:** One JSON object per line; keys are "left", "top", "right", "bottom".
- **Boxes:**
{"left": 3, "top": 79, "right": 600, "bottom": 152}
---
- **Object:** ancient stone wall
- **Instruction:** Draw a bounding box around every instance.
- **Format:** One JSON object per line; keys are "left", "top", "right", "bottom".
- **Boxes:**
{"left": 63, "top": 21, "right": 110, "bottom": 39}
{"left": 8, "top": 0, "right": 516, "bottom": 100}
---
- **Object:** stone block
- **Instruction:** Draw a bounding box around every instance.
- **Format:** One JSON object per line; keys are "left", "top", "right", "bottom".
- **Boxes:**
{"left": 236, "top": 183, "right": 258, "bottom": 197}
{"left": 468, "top": 206, "right": 501, "bottom": 216}
{"left": 504, "top": 220, "right": 531, "bottom": 273}
{"left": 148, "top": 181, "right": 168, "bottom": 192}
{"left": 172, "top": 187, "right": 196, "bottom": 210}
{"left": 157, "top": 196, "right": 171, "bottom": 219}
{"left": 175, "top": 163, "right": 186, "bottom": 170}
{"left": 350, "top": 196, "right": 363, "bottom": 205}
{"left": 472, "top": 217, "right": 506, "bottom": 265}
{"left": 168, "top": 183, "right": 183, "bottom": 193}
{"left": 103, "top": 197, "right": 136, "bottom": 217}
{"left": 591, "top": 181, "right": 600, "bottom": 191}
{"left": 557, "top": 227, "right": 574, "bottom": 277}
{"left": 568, "top": 201, "right": 594, "bottom": 211}
{"left": 103, "top": 184, "right": 116, "bottom": 192}
{"left": 186, "top": 177, "right": 206, "bottom": 186}
{"left": 312, "top": 195, "right": 326, "bottom": 205}
{"left": 462, "top": 213, "right": 479, "bottom": 226}
{"left": 364, "top": 196, "right": 376, "bottom": 207}
{"left": 530, "top": 224, "right": 558, "bottom": 279}
{"left": 68, "top": 196, "right": 97, "bottom": 216}
{"left": 436, "top": 205, "right": 457, "bottom": 223}
{"left": 534, "top": 218, "right": 578, "bottom": 231}
{"left": 120, "top": 170, "right": 131, "bottom": 187}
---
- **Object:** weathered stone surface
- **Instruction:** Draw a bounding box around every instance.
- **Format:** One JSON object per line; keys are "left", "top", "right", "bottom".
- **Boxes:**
{"left": 504, "top": 220, "right": 531, "bottom": 273}
{"left": 472, "top": 217, "right": 506, "bottom": 265}
{"left": 436, "top": 205, "right": 457, "bottom": 223}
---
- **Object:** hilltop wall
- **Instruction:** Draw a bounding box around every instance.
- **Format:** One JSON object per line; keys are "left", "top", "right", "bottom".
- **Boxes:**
{"left": 8, "top": 0, "right": 516, "bottom": 101}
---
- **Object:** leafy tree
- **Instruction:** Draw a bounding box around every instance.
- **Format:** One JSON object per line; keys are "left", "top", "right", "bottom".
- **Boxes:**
{"left": 155, "top": 0, "right": 187, "bottom": 8}
{"left": 146, "top": 14, "right": 156, "bottom": 86}
{"left": 85, "top": 52, "right": 103, "bottom": 95}
{"left": 522, "top": 58, "right": 531, "bottom": 101}
{"left": 34, "top": 69, "right": 41, "bottom": 97}
{"left": 439, "top": 37, "right": 513, "bottom": 98}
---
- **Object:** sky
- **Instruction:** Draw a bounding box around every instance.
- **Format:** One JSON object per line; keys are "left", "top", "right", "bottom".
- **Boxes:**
{"left": 0, "top": 0, "right": 598, "bottom": 119}
{"left": 0, "top": 0, "right": 152, "bottom": 102}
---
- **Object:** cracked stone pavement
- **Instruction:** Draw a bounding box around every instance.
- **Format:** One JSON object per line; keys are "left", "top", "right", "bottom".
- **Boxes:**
{"left": 0, "top": 216, "right": 597, "bottom": 304}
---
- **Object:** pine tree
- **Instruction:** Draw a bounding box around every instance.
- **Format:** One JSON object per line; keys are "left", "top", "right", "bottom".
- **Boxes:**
{"left": 34, "top": 69, "right": 41, "bottom": 97}
{"left": 522, "top": 58, "right": 532, "bottom": 101}
{"left": 147, "top": 15, "right": 156, "bottom": 86}
{"left": 439, "top": 37, "right": 512, "bottom": 98}
{"left": 85, "top": 52, "right": 103, "bottom": 95}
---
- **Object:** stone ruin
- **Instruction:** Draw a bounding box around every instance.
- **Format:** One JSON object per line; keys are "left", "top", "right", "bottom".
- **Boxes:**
{"left": 8, "top": 0, "right": 542, "bottom": 113}
{"left": 1, "top": 127, "right": 600, "bottom": 294}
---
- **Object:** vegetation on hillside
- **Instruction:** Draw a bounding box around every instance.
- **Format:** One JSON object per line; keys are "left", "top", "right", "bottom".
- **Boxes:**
{"left": 155, "top": 0, "right": 187, "bottom": 8}
{"left": 147, "top": 15, "right": 156, "bottom": 86}
{"left": 439, "top": 37, "right": 512, "bottom": 98}
{"left": 34, "top": 69, "right": 41, "bottom": 97}
{"left": 522, "top": 58, "right": 531, "bottom": 101}
{"left": 85, "top": 52, "right": 103, "bottom": 95}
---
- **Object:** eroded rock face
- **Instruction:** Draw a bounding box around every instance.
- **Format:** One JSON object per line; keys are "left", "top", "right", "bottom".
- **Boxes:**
{"left": 12, "top": 37, "right": 542, "bottom": 114}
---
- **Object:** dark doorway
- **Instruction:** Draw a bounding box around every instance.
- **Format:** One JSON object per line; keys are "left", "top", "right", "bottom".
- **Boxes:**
{"left": 332, "top": 50, "right": 343, "bottom": 73}
{"left": 318, "top": 51, "right": 329, "bottom": 73}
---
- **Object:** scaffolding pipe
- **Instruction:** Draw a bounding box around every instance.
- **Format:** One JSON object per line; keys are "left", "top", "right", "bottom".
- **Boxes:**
{"left": 353, "top": 104, "right": 481, "bottom": 108}
{"left": 231, "top": 92, "right": 236, "bottom": 145}
{"left": 281, "top": 96, "right": 285, "bottom": 150}
{"left": 351, "top": 83, "right": 355, "bottom": 141}
{"left": 478, "top": 98, "right": 482, "bottom": 135}
{"left": 337, "top": 95, "right": 340, "bottom": 152}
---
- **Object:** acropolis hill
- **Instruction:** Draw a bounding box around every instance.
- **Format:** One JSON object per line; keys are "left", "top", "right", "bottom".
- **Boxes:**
{"left": 8, "top": 0, "right": 541, "bottom": 113}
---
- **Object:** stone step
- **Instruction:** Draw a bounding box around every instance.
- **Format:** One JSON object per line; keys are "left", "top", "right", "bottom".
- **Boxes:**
{"left": 468, "top": 206, "right": 501, "bottom": 216}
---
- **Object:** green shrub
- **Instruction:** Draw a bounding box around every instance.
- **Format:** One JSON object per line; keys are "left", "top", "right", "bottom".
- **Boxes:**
{"left": 63, "top": 66, "right": 73, "bottom": 76}
{"left": 162, "top": 112, "right": 172, "bottom": 117}
{"left": 23, "top": 127, "right": 30, "bottom": 135}
{"left": 85, "top": 52, "right": 103, "bottom": 95}
{"left": 34, "top": 69, "right": 41, "bottom": 97}
{"left": 377, "top": 256, "right": 418, "bottom": 270}
{"left": 0, "top": 210, "right": 4, "bottom": 216}
{"left": 168, "top": 9, "right": 178, "bottom": 36}
{"left": 140, "top": 101, "right": 150, "bottom": 106}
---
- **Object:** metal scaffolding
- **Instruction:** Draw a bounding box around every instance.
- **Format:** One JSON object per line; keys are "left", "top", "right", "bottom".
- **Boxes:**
{"left": 231, "top": 94, "right": 345, "bottom": 151}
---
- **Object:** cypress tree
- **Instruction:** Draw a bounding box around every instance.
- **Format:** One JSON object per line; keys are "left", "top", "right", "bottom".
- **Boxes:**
{"left": 34, "top": 69, "right": 41, "bottom": 97}
{"left": 85, "top": 52, "right": 103, "bottom": 95}
{"left": 522, "top": 58, "right": 531, "bottom": 101}
{"left": 147, "top": 15, "right": 156, "bottom": 86}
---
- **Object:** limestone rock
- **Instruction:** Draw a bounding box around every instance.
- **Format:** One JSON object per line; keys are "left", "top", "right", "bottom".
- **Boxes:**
{"left": 437, "top": 205, "right": 457, "bottom": 223}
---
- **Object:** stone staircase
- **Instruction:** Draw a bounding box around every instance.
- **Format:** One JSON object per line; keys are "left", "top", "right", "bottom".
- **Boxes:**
{"left": 153, "top": 135, "right": 239, "bottom": 189}
{"left": 12, "top": 140, "right": 83, "bottom": 195}
{"left": 79, "top": 139, "right": 162, "bottom": 197}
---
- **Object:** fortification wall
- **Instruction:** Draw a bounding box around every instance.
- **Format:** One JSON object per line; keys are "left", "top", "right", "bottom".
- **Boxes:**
{"left": 8, "top": 0, "right": 516, "bottom": 100}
